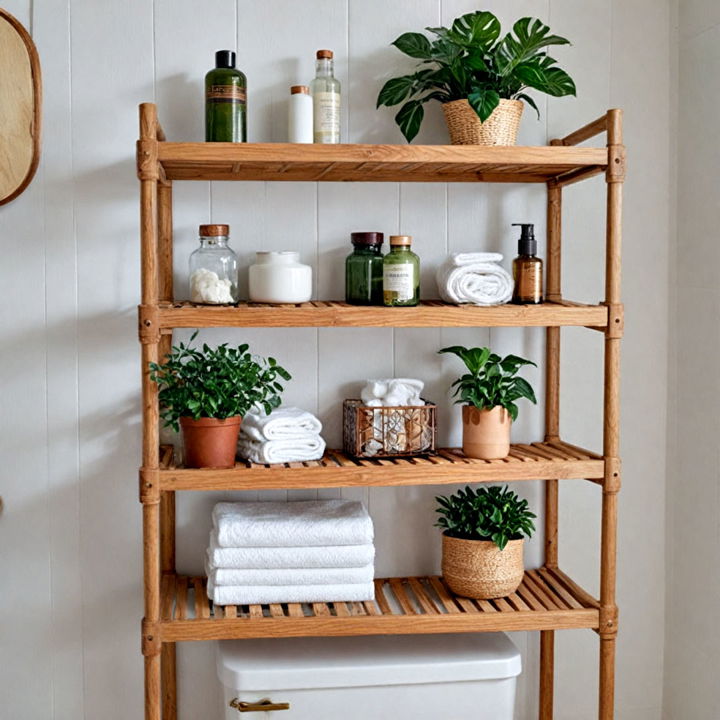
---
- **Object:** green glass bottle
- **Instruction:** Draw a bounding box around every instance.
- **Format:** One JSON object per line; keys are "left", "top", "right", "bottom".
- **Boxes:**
{"left": 383, "top": 235, "right": 420, "bottom": 307}
{"left": 205, "top": 50, "right": 246, "bottom": 142}
{"left": 345, "top": 232, "right": 384, "bottom": 305}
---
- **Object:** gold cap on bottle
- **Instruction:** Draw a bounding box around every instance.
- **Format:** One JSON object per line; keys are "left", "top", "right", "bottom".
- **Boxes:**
{"left": 389, "top": 235, "right": 412, "bottom": 246}
{"left": 199, "top": 224, "right": 229, "bottom": 237}
{"left": 291, "top": 85, "right": 310, "bottom": 95}
{"left": 316, "top": 49, "right": 333, "bottom": 59}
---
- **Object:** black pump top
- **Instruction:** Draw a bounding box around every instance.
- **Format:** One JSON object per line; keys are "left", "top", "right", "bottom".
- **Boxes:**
{"left": 215, "top": 50, "right": 236, "bottom": 69}
{"left": 512, "top": 223, "right": 537, "bottom": 256}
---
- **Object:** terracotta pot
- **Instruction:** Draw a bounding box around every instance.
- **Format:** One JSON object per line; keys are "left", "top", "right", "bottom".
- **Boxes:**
{"left": 462, "top": 405, "right": 511, "bottom": 459}
{"left": 180, "top": 416, "right": 242, "bottom": 469}
{"left": 442, "top": 534, "right": 524, "bottom": 599}
{"left": 442, "top": 98, "right": 524, "bottom": 146}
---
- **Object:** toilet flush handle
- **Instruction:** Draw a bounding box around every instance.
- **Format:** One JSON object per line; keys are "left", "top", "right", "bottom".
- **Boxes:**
{"left": 230, "top": 698, "right": 290, "bottom": 712}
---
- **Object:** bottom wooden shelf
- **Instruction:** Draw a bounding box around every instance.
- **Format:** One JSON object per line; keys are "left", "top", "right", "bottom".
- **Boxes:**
{"left": 158, "top": 568, "right": 599, "bottom": 642}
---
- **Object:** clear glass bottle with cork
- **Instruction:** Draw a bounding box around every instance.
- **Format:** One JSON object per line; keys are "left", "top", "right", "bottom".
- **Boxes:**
{"left": 189, "top": 224, "right": 238, "bottom": 305}
{"left": 383, "top": 235, "right": 420, "bottom": 307}
{"left": 511, "top": 223, "right": 543, "bottom": 304}
{"left": 310, "top": 49, "right": 340, "bottom": 143}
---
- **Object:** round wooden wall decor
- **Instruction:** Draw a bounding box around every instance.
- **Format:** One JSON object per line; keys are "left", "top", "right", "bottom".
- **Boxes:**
{"left": 0, "top": 9, "right": 41, "bottom": 206}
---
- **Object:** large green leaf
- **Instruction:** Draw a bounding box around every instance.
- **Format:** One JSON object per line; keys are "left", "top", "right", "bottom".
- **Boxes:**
{"left": 392, "top": 32, "right": 432, "bottom": 59}
{"left": 376, "top": 75, "right": 416, "bottom": 107}
{"left": 395, "top": 100, "right": 424, "bottom": 143}
{"left": 468, "top": 86, "right": 500, "bottom": 122}
{"left": 448, "top": 11, "right": 501, "bottom": 50}
{"left": 495, "top": 17, "right": 571, "bottom": 76}
{"left": 515, "top": 62, "right": 576, "bottom": 96}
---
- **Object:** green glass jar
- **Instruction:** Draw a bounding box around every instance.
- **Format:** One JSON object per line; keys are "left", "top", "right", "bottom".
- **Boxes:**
{"left": 205, "top": 50, "right": 247, "bottom": 142}
{"left": 383, "top": 235, "right": 420, "bottom": 306}
{"left": 345, "top": 232, "right": 384, "bottom": 305}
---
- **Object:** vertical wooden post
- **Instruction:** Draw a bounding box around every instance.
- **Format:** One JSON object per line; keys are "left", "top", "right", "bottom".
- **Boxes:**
{"left": 599, "top": 109, "right": 624, "bottom": 720}
{"left": 157, "top": 174, "right": 178, "bottom": 720}
{"left": 539, "top": 141, "right": 563, "bottom": 720}
{"left": 139, "top": 102, "right": 162, "bottom": 720}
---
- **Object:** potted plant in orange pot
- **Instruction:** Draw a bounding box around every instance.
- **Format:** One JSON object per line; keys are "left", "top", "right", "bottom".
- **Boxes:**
{"left": 439, "top": 345, "right": 536, "bottom": 459}
{"left": 149, "top": 333, "right": 290, "bottom": 469}
{"left": 436, "top": 485, "right": 536, "bottom": 599}
{"left": 377, "top": 11, "right": 576, "bottom": 145}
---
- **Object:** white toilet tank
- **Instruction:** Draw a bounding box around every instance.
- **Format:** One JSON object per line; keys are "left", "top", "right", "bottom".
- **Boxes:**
{"left": 217, "top": 632, "right": 521, "bottom": 719}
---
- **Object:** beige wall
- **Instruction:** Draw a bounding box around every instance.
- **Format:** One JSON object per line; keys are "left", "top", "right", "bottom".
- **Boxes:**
{"left": 664, "top": 1, "right": 720, "bottom": 718}
{"left": 0, "top": 1, "right": 671, "bottom": 718}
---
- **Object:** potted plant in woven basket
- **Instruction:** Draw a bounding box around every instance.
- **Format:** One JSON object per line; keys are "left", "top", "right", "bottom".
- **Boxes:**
{"left": 377, "top": 11, "right": 576, "bottom": 145}
{"left": 436, "top": 485, "right": 536, "bottom": 599}
{"left": 149, "top": 332, "right": 291, "bottom": 469}
{"left": 439, "top": 345, "right": 536, "bottom": 459}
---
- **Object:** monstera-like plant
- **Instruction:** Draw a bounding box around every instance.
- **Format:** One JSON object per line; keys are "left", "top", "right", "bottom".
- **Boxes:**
{"left": 377, "top": 11, "right": 576, "bottom": 144}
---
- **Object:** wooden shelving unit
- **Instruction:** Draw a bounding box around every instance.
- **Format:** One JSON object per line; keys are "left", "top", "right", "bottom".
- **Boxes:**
{"left": 137, "top": 104, "right": 624, "bottom": 720}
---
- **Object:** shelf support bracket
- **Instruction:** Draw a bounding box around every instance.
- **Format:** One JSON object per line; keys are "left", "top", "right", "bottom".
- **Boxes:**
{"left": 603, "top": 457, "right": 621, "bottom": 494}
{"left": 140, "top": 468, "right": 161, "bottom": 505}
{"left": 142, "top": 618, "right": 162, "bottom": 656}
{"left": 139, "top": 304, "right": 161, "bottom": 344}
{"left": 598, "top": 604, "right": 619, "bottom": 638}
{"left": 602, "top": 303, "right": 624, "bottom": 339}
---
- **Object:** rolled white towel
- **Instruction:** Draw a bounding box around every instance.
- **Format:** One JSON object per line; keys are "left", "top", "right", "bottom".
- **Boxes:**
{"left": 436, "top": 252, "right": 513, "bottom": 306}
{"left": 206, "top": 562, "right": 374, "bottom": 587}
{"left": 212, "top": 499, "right": 374, "bottom": 548}
{"left": 241, "top": 406, "right": 322, "bottom": 441}
{"left": 238, "top": 435, "right": 326, "bottom": 464}
{"left": 208, "top": 578, "right": 375, "bottom": 606}
{"left": 207, "top": 534, "right": 376, "bottom": 569}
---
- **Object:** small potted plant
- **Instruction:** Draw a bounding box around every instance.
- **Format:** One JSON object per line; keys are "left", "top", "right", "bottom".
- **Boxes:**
{"left": 377, "top": 11, "right": 576, "bottom": 145}
{"left": 149, "top": 333, "right": 291, "bottom": 469}
{"left": 439, "top": 345, "right": 536, "bottom": 459}
{"left": 436, "top": 485, "right": 536, "bottom": 599}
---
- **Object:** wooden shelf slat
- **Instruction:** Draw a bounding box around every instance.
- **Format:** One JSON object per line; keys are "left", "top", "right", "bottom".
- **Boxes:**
{"left": 153, "top": 299, "right": 607, "bottom": 330}
{"left": 158, "top": 570, "right": 599, "bottom": 642}
{"left": 158, "top": 440, "right": 604, "bottom": 491}
{"left": 157, "top": 142, "right": 608, "bottom": 184}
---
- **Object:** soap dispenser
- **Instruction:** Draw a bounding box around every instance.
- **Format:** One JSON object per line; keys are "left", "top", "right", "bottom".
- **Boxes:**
{"left": 511, "top": 223, "right": 543, "bottom": 304}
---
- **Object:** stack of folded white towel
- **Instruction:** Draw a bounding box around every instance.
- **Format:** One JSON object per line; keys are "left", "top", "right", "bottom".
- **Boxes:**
{"left": 206, "top": 500, "right": 375, "bottom": 605}
{"left": 360, "top": 378, "right": 425, "bottom": 407}
{"left": 238, "top": 406, "right": 326, "bottom": 464}
{"left": 436, "top": 252, "right": 513, "bottom": 305}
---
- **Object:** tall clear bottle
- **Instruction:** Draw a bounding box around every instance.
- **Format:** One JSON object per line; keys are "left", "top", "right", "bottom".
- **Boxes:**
{"left": 310, "top": 49, "right": 340, "bottom": 143}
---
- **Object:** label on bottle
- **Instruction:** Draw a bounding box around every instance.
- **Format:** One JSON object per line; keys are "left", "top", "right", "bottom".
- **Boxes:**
{"left": 383, "top": 264, "right": 415, "bottom": 302}
{"left": 313, "top": 92, "right": 340, "bottom": 143}
{"left": 514, "top": 261, "right": 543, "bottom": 303}
{"left": 207, "top": 85, "right": 246, "bottom": 103}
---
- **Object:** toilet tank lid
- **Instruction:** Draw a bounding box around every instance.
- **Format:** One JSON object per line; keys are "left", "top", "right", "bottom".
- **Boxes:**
{"left": 216, "top": 633, "right": 521, "bottom": 691}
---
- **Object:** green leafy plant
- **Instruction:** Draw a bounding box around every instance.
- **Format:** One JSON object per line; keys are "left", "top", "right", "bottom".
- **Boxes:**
{"left": 436, "top": 485, "right": 536, "bottom": 550}
{"left": 377, "top": 11, "right": 576, "bottom": 141}
{"left": 148, "top": 332, "right": 291, "bottom": 431}
{"left": 439, "top": 345, "right": 536, "bottom": 421}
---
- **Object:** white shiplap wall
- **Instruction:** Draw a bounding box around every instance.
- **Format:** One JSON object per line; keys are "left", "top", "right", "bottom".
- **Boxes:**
{"left": 0, "top": 1, "right": 670, "bottom": 719}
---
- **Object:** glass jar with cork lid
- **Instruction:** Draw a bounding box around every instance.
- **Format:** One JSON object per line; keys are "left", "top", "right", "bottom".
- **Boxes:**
{"left": 383, "top": 235, "right": 420, "bottom": 307}
{"left": 188, "top": 224, "right": 239, "bottom": 304}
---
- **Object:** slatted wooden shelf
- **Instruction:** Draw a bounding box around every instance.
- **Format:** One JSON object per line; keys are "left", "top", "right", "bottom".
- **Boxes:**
{"left": 151, "top": 299, "right": 608, "bottom": 330}
{"left": 156, "top": 142, "right": 608, "bottom": 184}
{"left": 158, "top": 568, "right": 599, "bottom": 642}
{"left": 158, "top": 441, "right": 604, "bottom": 491}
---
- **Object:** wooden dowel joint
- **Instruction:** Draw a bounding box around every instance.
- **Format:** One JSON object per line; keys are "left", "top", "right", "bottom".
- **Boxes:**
{"left": 606, "top": 144, "right": 626, "bottom": 184}
{"left": 603, "top": 458, "right": 621, "bottom": 494}
{"left": 142, "top": 619, "right": 162, "bottom": 656}
{"left": 139, "top": 305, "right": 161, "bottom": 343}
{"left": 140, "top": 468, "right": 161, "bottom": 504}
{"left": 602, "top": 303, "right": 624, "bottom": 338}
{"left": 137, "top": 139, "right": 160, "bottom": 181}
{"left": 598, "top": 605, "right": 619, "bottom": 638}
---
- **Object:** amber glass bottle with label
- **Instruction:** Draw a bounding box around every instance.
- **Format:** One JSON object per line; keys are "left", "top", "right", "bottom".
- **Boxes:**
{"left": 511, "top": 223, "right": 543, "bottom": 304}
{"left": 205, "top": 50, "right": 247, "bottom": 142}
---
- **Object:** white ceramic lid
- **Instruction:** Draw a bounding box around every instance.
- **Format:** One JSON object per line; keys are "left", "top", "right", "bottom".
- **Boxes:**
{"left": 216, "top": 632, "right": 521, "bottom": 691}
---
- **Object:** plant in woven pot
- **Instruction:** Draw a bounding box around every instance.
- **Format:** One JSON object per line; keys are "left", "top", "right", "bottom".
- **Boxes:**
{"left": 149, "top": 332, "right": 291, "bottom": 469}
{"left": 436, "top": 485, "right": 536, "bottom": 599}
{"left": 377, "top": 11, "right": 576, "bottom": 145}
{"left": 439, "top": 345, "right": 536, "bottom": 459}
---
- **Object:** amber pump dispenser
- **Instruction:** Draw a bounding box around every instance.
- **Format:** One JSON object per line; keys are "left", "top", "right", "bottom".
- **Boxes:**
{"left": 511, "top": 223, "right": 543, "bottom": 304}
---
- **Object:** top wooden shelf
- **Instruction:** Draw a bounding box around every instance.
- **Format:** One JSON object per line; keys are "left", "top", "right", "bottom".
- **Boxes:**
{"left": 156, "top": 142, "right": 608, "bottom": 184}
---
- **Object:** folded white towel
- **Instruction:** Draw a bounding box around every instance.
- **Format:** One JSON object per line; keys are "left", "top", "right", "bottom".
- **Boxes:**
{"left": 436, "top": 252, "right": 513, "bottom": 306}
{"left": 206, "top": 562, "right": 374, "bottom": 587}
{"left": 207, "top": 535, "right": 376, "bottom": 569}
{"left": 242, "top": 406, "right": 322, "bottom": 442}
{"left": 212, "top": 500, "right": 374, "bottom": 548}
{"left": 360, "top": 378, "right": 425, "bottom": 407}
{"left": 208, "top": 578, "right": 375, "bottom": 605}
{"left": 238, "top": 435, "right": 326, "bottom": 464}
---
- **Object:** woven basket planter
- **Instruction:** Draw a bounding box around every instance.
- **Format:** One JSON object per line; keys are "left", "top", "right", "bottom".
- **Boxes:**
{"left": 442, "top": 98, "right": 524, "bottom": 146}
{"left": 442, "top": 534, "right": 524, "bottom": 599}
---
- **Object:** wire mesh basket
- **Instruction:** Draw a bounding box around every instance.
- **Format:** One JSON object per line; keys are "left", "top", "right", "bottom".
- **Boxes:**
{"left": 343, "top": 399, "right": 436, "bottom": 458}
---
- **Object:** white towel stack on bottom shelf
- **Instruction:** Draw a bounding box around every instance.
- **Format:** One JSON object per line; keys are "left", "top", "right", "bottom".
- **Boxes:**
{"left": 206, "top": 500, "right": 375, "bottom": 606}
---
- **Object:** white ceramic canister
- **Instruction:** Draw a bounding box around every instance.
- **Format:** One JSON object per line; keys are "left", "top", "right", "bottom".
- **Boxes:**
{"left": 248, "top": 251, "right": 312, "bottom": 303}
